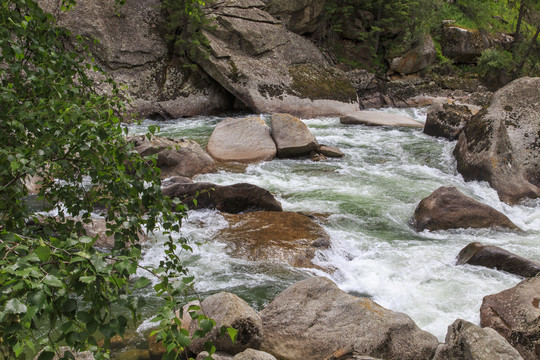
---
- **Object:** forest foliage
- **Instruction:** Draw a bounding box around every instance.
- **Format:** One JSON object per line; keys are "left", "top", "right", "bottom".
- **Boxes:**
{"left": 321, "top": 0, "right": 540, "bottom": 80}
{"left": 0, "top": 0, "right": 230, "bottom": 359}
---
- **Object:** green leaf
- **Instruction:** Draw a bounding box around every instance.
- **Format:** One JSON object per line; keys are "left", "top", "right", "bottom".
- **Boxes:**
{"left": 227, "top": 327, "right": 238, "bottom": 343}
{"left": 5, "top": 298, "right": 27, "bottom": 314}
{"left": 43, "top": 275, "right": 63, "bottom": 287}
{"left": 133, "top": 276, "right": 150, "bottom": 289}
{"left": 34, "top": 245, "right": 51, "bottom": 262}
{"left": 79, "top": 275, "right": 96, "bottom": 283}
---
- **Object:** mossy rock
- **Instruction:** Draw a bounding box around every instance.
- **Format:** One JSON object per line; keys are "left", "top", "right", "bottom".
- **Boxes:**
{"left": 288, "top": 64, "right": 357, "bottom": 103}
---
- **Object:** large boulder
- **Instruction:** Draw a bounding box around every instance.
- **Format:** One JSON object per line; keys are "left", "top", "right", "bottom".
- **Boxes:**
{"left": 260, "top": 277, "right": 439, "bottom": 360}
{"left": 424, "top": 100, "right": 480, "bottom": 140}
{"left": 457, "top": 242, "right": 540, "bottom": 278}
{"left": 218, "top": 212, "right": 330, "bottom": 269}
{"left": 340, "top": 111, "right": 424, "bottom": 128}
{"left": 412, "top": 186, "right": 518, "bottom": 231}
{"left": 433, "top": 319, "right": 523, "bottom": 360}
{"left": 131, "top": 135, "right": 216, "bottom": 179}
{"left": 207, "top": 117, "right": 277, "bottom": 163}
{"left": 388, "top": 35, "right": 436, "bottom": 75}
{"left": 441, "top": 25, "right": 513, "bottom": 63}
{"left": 162, "top": 182, "right": 283, "bottom": 213}
{"left": 263, "top": 0, "right": 326, "bottom": 35}
{"left": 453, "top": 77, "right": 540, "bottom": 204}
{"left": 189, "top": 292, "right": 263, "bottom": 355}
{"left": 270, "top": 113, "right": 318, "bottom": 157}
{"left": 194, "top": 1, "right": 358, "bottom": 117}
{"left": 480, "top": 276, "right": 540, "bottom": 360}
{"left": 37, "top": 0, "right": 232, "bottom": 119}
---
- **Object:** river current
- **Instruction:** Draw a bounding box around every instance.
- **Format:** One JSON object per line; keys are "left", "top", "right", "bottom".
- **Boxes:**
{"left": 129, "top": 109, "right": 540, "bottom": 341}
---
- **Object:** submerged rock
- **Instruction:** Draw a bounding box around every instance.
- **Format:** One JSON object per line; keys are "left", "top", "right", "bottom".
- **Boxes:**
{"left": 433, "top": 319, "right": 523, "bottom": 360}
{"left": 457, "top": 242, "right": 540, "bottom": 278}
{"left": 318, "top": 145, "right": 344, "bottom": 158}
{"left": 270, "top": 113, "right": 318, "bottom": 158}
{"left": 453, "top": 77, "right": 540, "bottom": 204}
{"left": 207, "top": 117, "right": 277, "bottom": 163}
{"left": 189, "top": 292, "right": 263, "bottom": 355}
{"left": 260, "top": 277, "right": 439, "bottom": 360}
{"left": 131, "top": 135, "right": 216, "bottom": 179}
{"left": 194, "top": 1, "right": 358, "bottom": 117}
{"left": 163, "top": 182, "right": 283, "bottom": 213}
{"left": 218, "top": 212, "right": 330, "bottom": 269}
{"left": 424, "top": 100, "right": 480, "bottom": 140}
{"left": 340, "top": 111, "right": 424, "bottom": 128}
{"left": 412, "top": 186, "right": 519, "bottom": 231}
{"left": 480, "top": 276, "right": 540, "bottom": 360}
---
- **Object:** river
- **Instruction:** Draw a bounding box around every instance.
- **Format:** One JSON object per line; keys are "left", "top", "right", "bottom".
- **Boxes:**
{"left": 128, "top": 108, "right": 540, "bottom": 342}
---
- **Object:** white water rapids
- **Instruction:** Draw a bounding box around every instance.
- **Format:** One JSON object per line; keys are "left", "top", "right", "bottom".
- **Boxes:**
{"left": 130, "top": 108, "right": 540, "bottom": 341}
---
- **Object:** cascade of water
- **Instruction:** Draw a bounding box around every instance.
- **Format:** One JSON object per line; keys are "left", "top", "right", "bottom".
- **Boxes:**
{"left": 129, "top": 109, "right": 540, "bottom": 340}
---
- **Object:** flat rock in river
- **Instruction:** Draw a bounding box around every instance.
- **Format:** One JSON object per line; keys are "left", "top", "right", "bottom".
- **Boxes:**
{"left": 218, "top": 211, "right": 330, "bottom": 269}
{"left": 340, "top": 111, "right": 424, "bottom": 128}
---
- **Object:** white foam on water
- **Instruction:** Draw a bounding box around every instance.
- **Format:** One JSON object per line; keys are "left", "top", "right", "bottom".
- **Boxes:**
{"left": 133, "top": 113, "right": 540, "bottom": 341}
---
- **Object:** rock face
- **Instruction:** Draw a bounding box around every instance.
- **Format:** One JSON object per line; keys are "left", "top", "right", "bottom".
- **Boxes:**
{"left": 480, "top": 276, "right": 540, "bottom": 360}
{"left": 207, "top": 117, "right": 277, "bottom": 163}
{"left": 37, "top": 0, "right": 232, "bottom": 119}
{"left": 195, "top": 1, "right": 358, "bottom": 117}
{"left": 263, "top": 0, "right": 326, "bottom": 35}
{"left": 424, "top": 100, "right": 480, "bottom": 140}
{"left": 260, "top": 277, "right": 439, "bottom": 360}
{"left": 189, "top": 292, "right": 263, "bottom": 355}
{"left": 457, "top": 242, "right": 540, "bottom": 278}
{"left": 340, "top": 111, "right": 424, "bottom": 128}
{"left": 197, "top": 349, "right": 277, "bottom": 360}
{"left": 162, "top": 182, "right": 283, "bottom": 213}
{"left": 453, "top": 77, "right": 540, "bottom": 204}
{"left": 388, "top": 35, "right": 436, "bottom": 75}
{"left": 218, "top": 212, "right": 330, "bottom": 269}
{"left": 270, "top": 113, "right": 318, "bottom": 157}
{"left": 131, "top": 135, "right": 216, "bottom": 179}
{"left": 318, "top": 145, "right": 345, "bottom": 158}
{"left": 433, "top": 319, "right": 524, "bottom": 360}
{"left": 441, "top": 25, "right": 512, "bottom": 63}
{"left": 412, "top": 186, "right": 518, "bottom": 232}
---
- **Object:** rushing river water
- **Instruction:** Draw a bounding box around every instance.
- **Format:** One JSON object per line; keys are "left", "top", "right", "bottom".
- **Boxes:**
{"left": 128, "top": 109, "right": 540, "bottom": 342}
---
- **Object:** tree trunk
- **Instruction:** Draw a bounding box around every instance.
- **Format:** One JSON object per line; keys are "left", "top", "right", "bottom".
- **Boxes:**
{"left": 513, "top": 0, "right": 526, "bottom": 47}
{"left": 514, "top": 25, "right": 540, "bottom": 76}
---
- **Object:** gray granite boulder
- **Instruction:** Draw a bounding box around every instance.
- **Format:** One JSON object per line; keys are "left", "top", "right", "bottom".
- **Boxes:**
{"left": 457, "top": 242, "right": 540, "bottom": 278}
{"left": 131, "top": 135, "right": 216, "bottom": 179}
{"left": 207, "top": 117, "right": 277, "bottom": 163}
{"left": 270, "top": 113, "right": 318, "bottom": 157}
{"left": 480, "top": 276, "right": 540, "bottom": 360}
{"left": 163, "top": 182, "right": 283, "bottom": 213}
{"left": 412, "top": 186, "right": 519, "bottom": 231}
{"left": 453, "top": 77, "right": 540, "bottom": 204}
{"left": 260, "top": 277, "right": 439, "bottom": 360}
{"left": 433, "top": 319, "right": 523, "bottom": 360}
{"left": 194, "top": 1, "right": 358, "bottom": 117}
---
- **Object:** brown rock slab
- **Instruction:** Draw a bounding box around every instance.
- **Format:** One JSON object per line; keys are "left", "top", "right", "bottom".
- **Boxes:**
{"left": 207, "top": 117, "right": 277, "bottom": 163}
{"left": 218, "top": 211, "right": 330, "bottom": 269}
{"left": 260, "top": 277, "right": 439, "bottom": 360}
{"left": 424, "top": 100, "right": 480, "bottom": 140}
{"left": 480, "top": 276, "right": 540, "bottom": 360}
{"left": 412, "top": 186, "right": 519, "bottom": 231}
{"left": 457, "top": 242, "right": 540, "bottom": 278}
{"left": 270, "top": 113, "right": 318, "bottom": 158}
{"left": 340, "top": 111, "right": 424, "bottom": 128}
